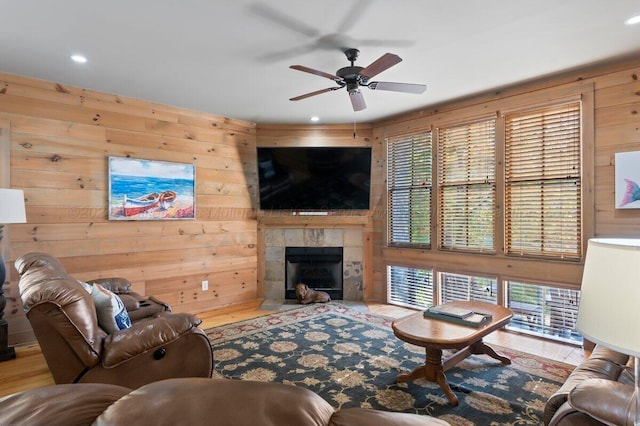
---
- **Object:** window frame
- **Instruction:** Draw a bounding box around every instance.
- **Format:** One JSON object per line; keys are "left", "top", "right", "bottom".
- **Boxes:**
{"left": 386, "top": 129, "right": 433, "bottom": 248}
{"left": 383, "top": 81, "right": 595, "bottom": 293}
{"left": 436, "top": 117, "right": 497, "bottom": 253}
{"left": 502, "top": 101, "right": 583, "bottom": 261}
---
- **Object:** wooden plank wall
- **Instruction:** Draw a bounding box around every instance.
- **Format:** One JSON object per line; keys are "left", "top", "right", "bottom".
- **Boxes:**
{"left": 369, "top": 56, "right": 640, "bottom": 301}
{"left": 0, "top": 72, "right": 258, "bottom": 346}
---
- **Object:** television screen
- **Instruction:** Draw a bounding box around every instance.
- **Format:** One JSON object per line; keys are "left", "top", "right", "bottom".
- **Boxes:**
{"left": 257, "top": 147, "right": 372, "bottom": 211}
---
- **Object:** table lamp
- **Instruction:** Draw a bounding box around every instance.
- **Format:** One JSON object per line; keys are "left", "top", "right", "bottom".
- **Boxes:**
{"left": 576, "top": 237, "right": 640, "bottom": 425}
{"left": 0, "top": 188, "right": 26, "bottom": 361}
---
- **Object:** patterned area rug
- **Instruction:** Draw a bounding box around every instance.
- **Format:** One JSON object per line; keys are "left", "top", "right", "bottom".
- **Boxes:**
{"left": 207, "top": 303, "right": 575, "bottom": 426}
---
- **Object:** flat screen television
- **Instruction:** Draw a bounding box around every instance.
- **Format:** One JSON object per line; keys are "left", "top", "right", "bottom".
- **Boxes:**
{"left": 257, "top": 147, "right": 372, "bottom": 211}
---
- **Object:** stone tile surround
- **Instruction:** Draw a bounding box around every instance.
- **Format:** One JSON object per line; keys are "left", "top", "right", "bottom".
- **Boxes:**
{"left": 264, "top": 228, "right": 364, "bottom": 302}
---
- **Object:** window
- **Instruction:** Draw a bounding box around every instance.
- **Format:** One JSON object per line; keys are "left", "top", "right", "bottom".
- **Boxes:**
{"left": 504, "top": 103, "right": 582, "bottom": 259}
{"left": 440, "top": 272, "right": 497, "bottom": 304}
{"left": 438, "top": 119, "right": 496, "bottom": 252}
{"left": 506, "top": 281, "right": 582, "bottom": 344}
{"left": 387, "top": 265, "right": 433, "bottom": 309}
{"left": 385, "top": 88, "right": 590, "bottom": 345}
{"left": 387, "top": 131, "right": 432, "bottom": 246}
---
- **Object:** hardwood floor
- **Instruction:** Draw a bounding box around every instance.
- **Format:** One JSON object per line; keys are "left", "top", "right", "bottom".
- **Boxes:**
{"left": 0, "top": 301, "right": 588, "bottom": 399}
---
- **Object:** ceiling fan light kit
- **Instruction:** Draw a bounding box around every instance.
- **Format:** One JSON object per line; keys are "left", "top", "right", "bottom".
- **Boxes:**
{"left": 290, "top": 48, "right": 427, "bottom": 111}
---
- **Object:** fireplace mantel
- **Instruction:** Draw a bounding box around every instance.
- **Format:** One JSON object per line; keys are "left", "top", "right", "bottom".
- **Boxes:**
{"left": 258, "top": 214, "right": 369, "bottom": 228}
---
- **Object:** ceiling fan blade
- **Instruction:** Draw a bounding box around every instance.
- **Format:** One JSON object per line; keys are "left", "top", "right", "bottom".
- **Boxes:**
{"left": 249, "top": 4, "right": 320, "bottom": 38}
{"left": 290, "top": 65, "right": 342, "bottom": 81}
{"left": 336, "top": 0, "right": 372, "bottom": 33}
{"left": 349, "top": 91, "right": 367, "bottom": 111}
{"left": 290, "top": 87, "right": 338, "bottom": 101}
{"left": 355, "top": 38, "right": 415, "bottom": 49}
{"left": 359, "top": 53, "right": 402, "bottom": 79}
{"left": 368, "top": 81, "right": 427, "bottom": 94}
{"left": 258, "top": 42, "right": 319, "bottom": 63}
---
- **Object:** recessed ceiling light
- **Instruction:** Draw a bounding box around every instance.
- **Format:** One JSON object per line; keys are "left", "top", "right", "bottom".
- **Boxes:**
{"left": 70, "top": 54, "right": 87, "bottom": 63}
{"left": 625, "top": 14, "right": 640, "bottom": 25}
{"left": 310, "top": 116, "right": 320, "bottom": 122}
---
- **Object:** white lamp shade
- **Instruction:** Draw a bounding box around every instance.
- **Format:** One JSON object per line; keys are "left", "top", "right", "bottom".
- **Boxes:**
{"left": 0, "top": 189, "right": 26, "bottom": 224}
{"left": 576, "top": 238, "right": 640, "bottom": 357}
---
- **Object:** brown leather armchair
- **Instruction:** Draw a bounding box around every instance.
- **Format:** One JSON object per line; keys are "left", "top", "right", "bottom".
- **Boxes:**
{"left": 561, "top": 379, "right": 636, "bottom": 425}
{"left": 0, "top": 378, "right": 451, "bottom": 426}
{"left": 545, "top": 345, "right": 635, "bottom": 425}
{"left": 16, "top": 252, "right": 213, "bottom": 389}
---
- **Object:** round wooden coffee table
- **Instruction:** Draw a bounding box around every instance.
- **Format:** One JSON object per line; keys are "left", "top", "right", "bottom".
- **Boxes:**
{"left": 392, "top": 301, "right": 513, "bottom": 406}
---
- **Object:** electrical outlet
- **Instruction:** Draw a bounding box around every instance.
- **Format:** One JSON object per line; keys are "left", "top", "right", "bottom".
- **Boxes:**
{"left": 202, "top": 280, "right": 209, "bottom": 291}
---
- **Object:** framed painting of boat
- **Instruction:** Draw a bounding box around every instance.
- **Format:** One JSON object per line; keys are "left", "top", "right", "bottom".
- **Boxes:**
{"left": 108, "top": 157, "right": 196, "bottom": 220}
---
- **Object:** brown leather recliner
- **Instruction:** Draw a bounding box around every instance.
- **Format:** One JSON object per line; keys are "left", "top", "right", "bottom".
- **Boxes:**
{"left": 16, "top": 252, "right": 213, "bottom": 389}
{"left": 0, "top": 378, "right": 451, "bottom": 426}
{"left": 545, "top": 345, "right": 636, "bottom": 425}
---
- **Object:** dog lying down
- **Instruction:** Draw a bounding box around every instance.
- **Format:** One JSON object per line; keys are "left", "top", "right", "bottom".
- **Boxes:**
{"left": 295, "top": 283, "right": 331, "bottom": 304}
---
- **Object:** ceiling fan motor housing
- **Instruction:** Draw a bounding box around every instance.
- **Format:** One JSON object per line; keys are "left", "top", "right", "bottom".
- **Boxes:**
{"left": 337, "top": 66, "right": 365, "bottom": 93}
{"left": 344, "top": 48, "right": 360, "bottom": 62}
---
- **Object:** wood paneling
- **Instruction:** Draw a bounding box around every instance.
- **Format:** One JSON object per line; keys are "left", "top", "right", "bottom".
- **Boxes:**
{"left": 1, "top": 72, "right": 258, "bottom": 346}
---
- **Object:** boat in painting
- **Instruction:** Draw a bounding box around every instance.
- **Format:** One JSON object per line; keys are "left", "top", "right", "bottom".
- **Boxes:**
{"left": 123, "top": 190, "right": 177, "bottom": 217}
{"left": 159, "top": 190, "right": 176, "bottom": 209}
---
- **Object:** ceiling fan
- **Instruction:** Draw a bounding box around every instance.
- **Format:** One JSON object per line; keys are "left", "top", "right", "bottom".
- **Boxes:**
{"left": 289, "top": 48, "right": 426, "bottom": 112}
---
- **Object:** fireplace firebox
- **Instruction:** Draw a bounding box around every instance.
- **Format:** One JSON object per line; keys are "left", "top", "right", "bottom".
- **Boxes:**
{"left": 285, "top": 247, "right": 343, "bottom": 300}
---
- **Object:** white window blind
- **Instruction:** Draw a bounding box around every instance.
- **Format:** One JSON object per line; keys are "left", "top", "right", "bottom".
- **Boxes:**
{"left": 440, "top": 272, "right": 497, "bottom": 304}
{"left": 504, "top": 103, "right": 582, "bottom": 259}
{"left": 387, "top": 265, "right": 434, "bottom": 309}
{"left": 387, "top": 131, "right": 432, "bottom": 247}
{"left": 506, "top": 281, "right": 582, "bottom": 344}
{"left": 438, "top": 119, "right": 496, "bottom": 251}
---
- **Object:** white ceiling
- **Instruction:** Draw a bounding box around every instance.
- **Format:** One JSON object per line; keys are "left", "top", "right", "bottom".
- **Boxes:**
{"left": 2, "top": 1, "right": 640, "bottom": 125}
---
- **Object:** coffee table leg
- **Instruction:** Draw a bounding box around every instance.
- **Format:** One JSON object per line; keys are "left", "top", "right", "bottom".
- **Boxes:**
{"left": 397, "top": 365, "right": 426, "bottom": 383}
{"left": 425, "top": 348, "right": 459, "bottom": 406}
{"left": 469, "top": 340, "right": 511, "bottom": 365}
{"left": 397, "top": 347, "right": 459, "bottom": 406}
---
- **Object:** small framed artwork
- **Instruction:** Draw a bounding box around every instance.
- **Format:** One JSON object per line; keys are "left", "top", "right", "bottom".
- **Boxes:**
{"left": 108, "top": 157, "right": 196, "bottom": 220}
{"left": 615, "top": 151, "right": 640, "bottom": 209}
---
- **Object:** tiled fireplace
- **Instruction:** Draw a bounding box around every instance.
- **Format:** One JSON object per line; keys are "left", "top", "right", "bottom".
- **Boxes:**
{"left": 264, "top": 228, "right": 364, "bottom": 302}
{"left": 285, "top": 246, "right": 344, "bottom": 300}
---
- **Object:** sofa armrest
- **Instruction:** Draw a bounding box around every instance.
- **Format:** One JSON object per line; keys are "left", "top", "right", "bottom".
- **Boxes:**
{"left": 544, "top": 350, "right": 627, "bottom": 425}
{"left": 0, "top": 383, "right": 130, "bottom": 426}
{"left": 115, "top": 293, "right": 141, "bottom": 312}
{"left": 86, "top": 279, "right": 172, "bottom": 316}
{"left": 101, "top": 313, "right": 202, "bottom": 367}
{"left": 87, "top": 277, "right": 131, "bottom": 294}
{"left": 547, "top": 401, "right": 607, "bottom": 426}
{"left": 148, "top": 295, "right": 172, "bottom": 312}
{"left": 568, "top": 379, "right": 636, "bottom": 426}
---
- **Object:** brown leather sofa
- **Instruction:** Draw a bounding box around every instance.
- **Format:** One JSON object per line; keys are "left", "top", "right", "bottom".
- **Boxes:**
{"left": 545, "top": 345, "right": 636, "bottom": 425}
{"left": 16, "top": 252, "right": 213, "bottom": 389}
{"left": 0, "top": 377, "right": 450, "bottom": 426}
